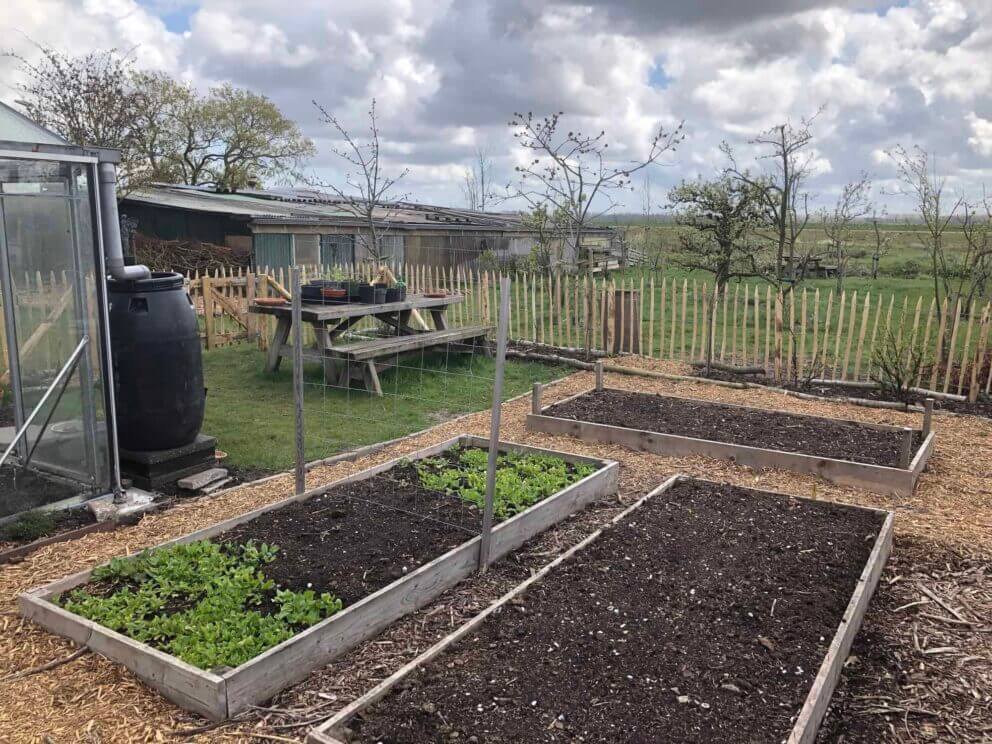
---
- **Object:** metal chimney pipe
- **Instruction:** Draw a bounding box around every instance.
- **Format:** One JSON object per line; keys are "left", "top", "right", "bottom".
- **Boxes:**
{"left": 98, "top": 162, "right": 150, "bottom": 281}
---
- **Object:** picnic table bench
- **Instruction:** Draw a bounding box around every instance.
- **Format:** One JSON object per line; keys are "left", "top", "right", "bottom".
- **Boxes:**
{"left": 250, "top": 293, "right": 492, "bottom": 395}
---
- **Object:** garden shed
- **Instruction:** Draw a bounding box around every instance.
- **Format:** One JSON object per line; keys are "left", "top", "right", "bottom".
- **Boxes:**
{"left": 0, "top": 103, "right": 126, "bottom": 519}
{"left": 122, "top": 184, "right": 617, "bottom": 272}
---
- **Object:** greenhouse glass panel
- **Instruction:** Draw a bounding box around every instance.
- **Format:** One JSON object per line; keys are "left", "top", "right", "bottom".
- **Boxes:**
{"left": 0, "top": 156, "right": 111, "bottom": 517}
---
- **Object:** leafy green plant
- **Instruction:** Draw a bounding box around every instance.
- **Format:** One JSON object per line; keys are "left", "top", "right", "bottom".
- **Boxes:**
{"left": 415, "top": 447, "right": 595, "bottom": 520}
{"left": 2, "top": 510, "right": 57, "bottom": 542}
{"left": 61, "top": 539, "right": 343, "bottom": 670}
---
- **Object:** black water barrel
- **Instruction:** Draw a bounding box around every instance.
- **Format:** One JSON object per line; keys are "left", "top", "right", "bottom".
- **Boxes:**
{"left": 108, "top": 272, "right": 205, "bottom": 452}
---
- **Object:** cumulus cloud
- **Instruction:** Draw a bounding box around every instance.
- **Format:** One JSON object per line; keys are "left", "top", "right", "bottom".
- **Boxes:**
{"left": 2, "top": 0, "right": 992, "bottom": 209}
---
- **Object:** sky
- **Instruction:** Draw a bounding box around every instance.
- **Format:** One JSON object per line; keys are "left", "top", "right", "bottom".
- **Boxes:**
{"left": 2, "top": 0, "right": 992, "bottom": 214}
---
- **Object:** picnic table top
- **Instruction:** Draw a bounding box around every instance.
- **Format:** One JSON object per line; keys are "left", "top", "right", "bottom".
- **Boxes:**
{"left": 249, "top": 293, "right": 464, "bottom": 322}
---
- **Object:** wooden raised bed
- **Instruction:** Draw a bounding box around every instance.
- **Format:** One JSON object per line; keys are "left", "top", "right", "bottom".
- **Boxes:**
{"left": 308, "top": 475, "right": 894, "bottom": 744}
{"left": 527, "top": 386, "right": 935, "bottom": 496}
{"left": 18, "top": 435, "right": 618, "bottom": 721}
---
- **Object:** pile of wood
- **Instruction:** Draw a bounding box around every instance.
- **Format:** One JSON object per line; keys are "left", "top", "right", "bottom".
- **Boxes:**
{"left": 131, "top": 234, "right": 250, "bottom": 275}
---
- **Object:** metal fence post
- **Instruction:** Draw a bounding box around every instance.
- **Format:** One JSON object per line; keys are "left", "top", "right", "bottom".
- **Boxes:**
{"left": 479, "top": 275, "right": 511, "bottom": 572}
{"left": 291, "top": 266, "right": 306, "bottom": 495}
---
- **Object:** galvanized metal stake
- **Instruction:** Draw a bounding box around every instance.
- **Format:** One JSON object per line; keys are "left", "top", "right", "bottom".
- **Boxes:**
{"left": 479, "top": 275, "right": 511, "bottom": 572}
{"left": 291, "top": 266, "right": 306, "bottom": 495}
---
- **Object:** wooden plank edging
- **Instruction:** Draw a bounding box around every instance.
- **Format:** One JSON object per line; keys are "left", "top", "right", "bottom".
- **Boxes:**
{"left": 308, "top": 475, "right": 893, "bottom": 744}
{"left": 527, "top": 387, "right": 935, "bottom": 497}
{"left": 788, "top": 510, "right": 894, "bottom": 742}
{"left": 19, "top": 435, "right": 618, "bottom": 721}
{"left": 307, "top": 474, "right": 683, "bottom": 744}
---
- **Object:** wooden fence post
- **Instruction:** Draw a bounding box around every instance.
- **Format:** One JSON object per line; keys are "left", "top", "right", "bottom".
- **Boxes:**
{"left": 202, "top": 273, "right": 215, "bottom": 350}
{"left": 899, "top": 428, "right": 913, "bottom": 469}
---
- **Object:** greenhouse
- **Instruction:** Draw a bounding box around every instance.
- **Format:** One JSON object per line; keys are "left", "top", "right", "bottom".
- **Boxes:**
{"left": 0, "top": 102, "right": 126, "bottom": 519}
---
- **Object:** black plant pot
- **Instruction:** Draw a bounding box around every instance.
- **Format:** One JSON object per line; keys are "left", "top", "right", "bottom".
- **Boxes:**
{"left": 373, "top": 287, "right": 387, "bottom": 304}
{"left": 384, "top": 286, "right": 406, "bottom": 302}
{"left": 345, "top": 280, "right": 362, "bottom": 300}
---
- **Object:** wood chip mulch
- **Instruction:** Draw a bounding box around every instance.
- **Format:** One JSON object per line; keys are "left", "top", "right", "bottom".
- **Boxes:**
{"left": 1, "top": 357, "right": 990, "bottom": 743}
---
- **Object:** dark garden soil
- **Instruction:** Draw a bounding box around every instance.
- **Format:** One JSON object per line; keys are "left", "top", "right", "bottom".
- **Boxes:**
{"left": 546, "top": 389, "right": 919, "bottom": 467}
{"left": 220, "top": 458, "right": 483, "bottom": 605}
{"left": 352, "top": 479, "right": 886, "bottom": 744}
{"left": 0, "top": 466, "right": 84, "bottom": 524}
{"left": 220, "top": 449, "right": 592, "bottom": 606}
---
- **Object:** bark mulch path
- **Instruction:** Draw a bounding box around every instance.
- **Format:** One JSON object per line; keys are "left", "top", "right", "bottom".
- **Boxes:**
{"left": 547, "top": 388, "right": 918, "bottom": 467}
{"left": 353, "top": 479, "right": 884, "bottom": 744}
{"left": 1, "top": 361, "right": 990, "bottom": 742}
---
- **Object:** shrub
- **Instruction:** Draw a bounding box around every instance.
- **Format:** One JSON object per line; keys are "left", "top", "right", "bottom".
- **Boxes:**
{"left": 889, "top": 259, "right": 922, "bottom": 278}
{"left": 870, "top": 329, "right": 930, "bottom": 403}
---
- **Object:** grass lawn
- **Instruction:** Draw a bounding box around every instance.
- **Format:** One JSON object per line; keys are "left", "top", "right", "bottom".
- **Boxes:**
{"left": 202, "top": 344, "right": 569, "bottom": 471}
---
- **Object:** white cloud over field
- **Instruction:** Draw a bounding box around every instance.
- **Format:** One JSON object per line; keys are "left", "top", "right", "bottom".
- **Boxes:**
{"left": 3, "top": 0, "right": 991, "bottom": 211}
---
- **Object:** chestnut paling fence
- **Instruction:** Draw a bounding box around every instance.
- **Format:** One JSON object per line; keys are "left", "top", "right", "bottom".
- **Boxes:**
{"left": 2, "top": 264, "right": 990, "bottom": 400}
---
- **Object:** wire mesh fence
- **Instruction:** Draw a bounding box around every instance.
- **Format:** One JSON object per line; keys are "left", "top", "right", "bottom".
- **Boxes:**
{"left": 286, "top": 266, "right": 514, "bottom": 568}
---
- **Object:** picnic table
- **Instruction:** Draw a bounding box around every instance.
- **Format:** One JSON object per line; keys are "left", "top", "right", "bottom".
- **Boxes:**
{"left": 250, "top": 293, "right": 491, "bottom": 395}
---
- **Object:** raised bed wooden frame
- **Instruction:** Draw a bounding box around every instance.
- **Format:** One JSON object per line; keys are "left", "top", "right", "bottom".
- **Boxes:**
{"left": 18, "top": 434, "right": 619, "bottom": 721}
{"left": 527, "top": 386, "right": 936, "bottom": 496}
{"left": 307, "top": 475, "right": 894, "bottom": 744}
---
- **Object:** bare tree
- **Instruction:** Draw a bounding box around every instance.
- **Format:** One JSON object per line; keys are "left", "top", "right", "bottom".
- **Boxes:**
{"left": 956, "top": 193, "right": 992, "bottom": 310}
{"left": 506, "top": 111, "right": 685, "bottom": 355}
{"left": 640, "top": 170, "right": 653, "bottom": 216}
{"left": 461, "top": 147, "right": 494, "bottom": 211}
{"left": 886, "top": 146, "right": 964, "bottom": 323}
{"left": 5, "top": 45, "right": 149, "bottom": 190}
{"left": 7, "top": 43, "right": 314, "bottom": 194}
{"left": 821, "top": 173, "right": 873, "bottom": 291}
{"left": 869, "top": 208, "right": 892, "bottom": 280}
{"left": 313, "top": 99, "right": 409, "bottom": 263}
{"left": 722, "top": 113, "right": 822, "bottom": 285}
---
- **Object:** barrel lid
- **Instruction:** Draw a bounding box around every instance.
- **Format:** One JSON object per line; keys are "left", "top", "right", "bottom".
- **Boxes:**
{"left": 108, "top": 271, "right": 184, "bottom": 293}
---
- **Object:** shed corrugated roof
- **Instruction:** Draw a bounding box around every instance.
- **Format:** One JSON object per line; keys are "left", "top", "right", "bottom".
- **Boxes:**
{"left": 123, "top": 184, "right": 613, "bottom": 234}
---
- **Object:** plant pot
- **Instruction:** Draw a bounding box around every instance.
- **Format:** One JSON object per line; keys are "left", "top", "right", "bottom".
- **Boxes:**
{"left": 384, "top": 286, "right": 406, "bottom": 302}
{"left": 358, "top": 283, "right": 375, "bottom": 303}
{"left": 373, "top": 287, "right": 387, "bottom": 304}
{"left": 321, "top": 288, "right": 347, "bottom": 303}
{"left": 345, "top": 280, "right": 362, "bottom": 300}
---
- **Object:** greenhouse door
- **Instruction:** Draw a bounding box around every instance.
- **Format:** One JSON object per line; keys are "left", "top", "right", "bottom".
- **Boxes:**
{"left": 0, "top": 156, "right": 111, "bottom": 516}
